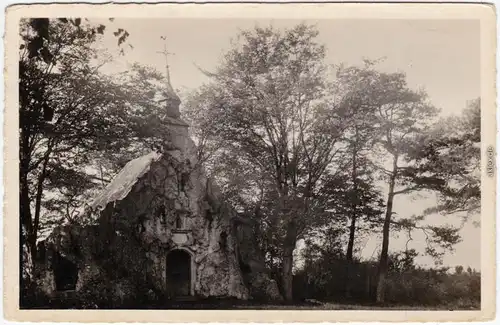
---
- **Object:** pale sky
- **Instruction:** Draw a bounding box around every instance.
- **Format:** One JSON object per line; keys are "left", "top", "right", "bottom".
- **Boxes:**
{"left": 95, "top": 18, "right": 481, "bottom": 270}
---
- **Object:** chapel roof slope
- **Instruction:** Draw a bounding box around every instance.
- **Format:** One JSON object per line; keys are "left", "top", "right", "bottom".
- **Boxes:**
{"left": 89, "top": 151, "right": 161, "bottom": 210}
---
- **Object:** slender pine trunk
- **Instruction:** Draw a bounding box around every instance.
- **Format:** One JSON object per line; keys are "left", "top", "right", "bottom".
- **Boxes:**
{"left": 345, "top": 126, "right": 359, "bottom": 298}
{"left": 20, "top": 131, "right": 34, "bottom": 292}
{"left": 346, "top": 126, "right": 360, "bottom": 261}
{"left": 29, "top": 152, "right": 50, "bottom": 261}
{"left": 346, "top": 217, "right": 357, "bottom": 261}
{"left": 375, "top": 193, "right": 393, "bottom": 303}
{"left": 376, "top": 156, "right": 398, "bottom": 304}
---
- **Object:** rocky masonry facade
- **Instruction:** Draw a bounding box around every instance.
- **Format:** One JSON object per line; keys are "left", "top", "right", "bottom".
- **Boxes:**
{"left": 33, "top": 83, "right": 282, "bottom": 304}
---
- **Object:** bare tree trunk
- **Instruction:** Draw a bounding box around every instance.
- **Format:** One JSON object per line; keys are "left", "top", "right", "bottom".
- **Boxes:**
{"left": 20, "top": 132, "right": 35, "bottom": 292}
{"left": 345, "top": 128, "right": 358, "bottom": 297}
{"left": 20, "top": 173, "right": 33, "bottom": 249}
{"left": 281, "top": 221, "right": 297, "bottom": 302}
{"left": 346, "top": 218, "right": 357, "bottom": 261}
{"left": 344, "top": 216, "right": 357, "bottom": 298}
{"left": 28, "top": 153, "right": 50, "bottom": 261}
{"left": 19, "top": 131, "right": 37, "bottom": 304}
{"left": 376, "top": 158, "right": 398, "bottom": 304}
{"left": 375, "top": 199, "right": 392, "bottom": 303}
{"left": 346, "top": 152, "right": 357, "bottom": 261}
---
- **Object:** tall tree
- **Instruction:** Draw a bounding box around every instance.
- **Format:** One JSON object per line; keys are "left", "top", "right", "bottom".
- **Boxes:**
{"left": 19, "top": 18, "right": 171, "bottom": 290}
{"left": 331, "top": 63, "right": 389, "bottom": 262}
{"left": 415, "top": 98, "right": 481, "bottom": 217}
{"left": 186, "top": 24, "right": 352, "bottom": 300}
{"left": 315, "top": 156, "right": 384, "bottom": 297}
{"left": 20, "top": 18, "right": 129, "bottom": 259}
{"left": 389, "top": 99, "right": 481, "bottom": 267}
{"left": 337, "top": 63, "right": 456, "bottom": 303}
{"left": 374, "top": 83, "right": 439, "bottom": 303}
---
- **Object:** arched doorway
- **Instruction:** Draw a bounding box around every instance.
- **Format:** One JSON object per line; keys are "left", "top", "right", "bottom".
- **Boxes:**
{"left": 166, "top": 249, "right": 192, "bottom": 297}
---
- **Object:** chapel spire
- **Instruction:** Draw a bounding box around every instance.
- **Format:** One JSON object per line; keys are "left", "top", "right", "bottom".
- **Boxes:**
{"left": 158, "top": 36, "right": 181, "bottom": 119}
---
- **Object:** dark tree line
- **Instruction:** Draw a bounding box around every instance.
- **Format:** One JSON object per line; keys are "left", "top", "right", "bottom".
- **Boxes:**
{"left": 183, "top": 25, "right": 480, "bottom": 303}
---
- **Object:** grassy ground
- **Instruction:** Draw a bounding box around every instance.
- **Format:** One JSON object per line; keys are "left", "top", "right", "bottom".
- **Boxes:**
{"left": 226, "top": 303, "right": 477, "bottom": 310}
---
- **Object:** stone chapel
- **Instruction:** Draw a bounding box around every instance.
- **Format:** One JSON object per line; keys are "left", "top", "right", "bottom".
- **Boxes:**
{"left": 33, "top": 63, "right": 281, "bottom": 305}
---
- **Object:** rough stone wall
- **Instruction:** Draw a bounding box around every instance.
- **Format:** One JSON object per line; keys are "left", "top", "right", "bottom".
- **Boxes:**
{"left": 104, "top": 145, "right": 249, "bottom": 299}
{"left": 34, "top": 122, "right": 282, "bottom": 303}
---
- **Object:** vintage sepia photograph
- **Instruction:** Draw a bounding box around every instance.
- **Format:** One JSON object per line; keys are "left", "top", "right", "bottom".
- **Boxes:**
{"left": 3, "top": 2, "right": 496, "bottom": 323}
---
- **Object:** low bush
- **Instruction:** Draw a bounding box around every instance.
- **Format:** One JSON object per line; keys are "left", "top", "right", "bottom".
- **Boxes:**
{"left": 293, "top": 257, "right": 480, "bottom": 309}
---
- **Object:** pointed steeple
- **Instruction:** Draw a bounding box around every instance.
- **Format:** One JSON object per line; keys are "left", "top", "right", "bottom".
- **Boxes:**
{"left": 158, "top": 36, "right": 181, "bottom": 119}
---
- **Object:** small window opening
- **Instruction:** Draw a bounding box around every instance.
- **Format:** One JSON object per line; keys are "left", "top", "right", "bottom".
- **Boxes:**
{"left": 158, "top": 205, "right": 167, "bottom": 224}
{"left": 175, "top": 215, "right": 183, "bottom": 229}
{"left": 206, "top": 209, "right": 213, "bottom": 222}
{"left": 206, "top": 209, "right": 213, "bottom": 229}
{"left": 219, "top": 231, "right": 228, "bottom": 251}
{"left": 179, "top": 172, "right": 189, "bottom": 192}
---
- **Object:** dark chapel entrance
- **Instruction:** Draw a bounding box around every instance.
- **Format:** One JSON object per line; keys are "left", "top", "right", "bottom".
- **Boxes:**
{"left": 166, "top": 249, "right": 192, "bottom": 297}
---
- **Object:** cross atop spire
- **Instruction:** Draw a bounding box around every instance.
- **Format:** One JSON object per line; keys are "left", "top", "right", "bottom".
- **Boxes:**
{"left": 156, "top": 36, "right": 181, "bottom": 119}
{"left": 157, "top": 36, "right": 175, "bottom": 85}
